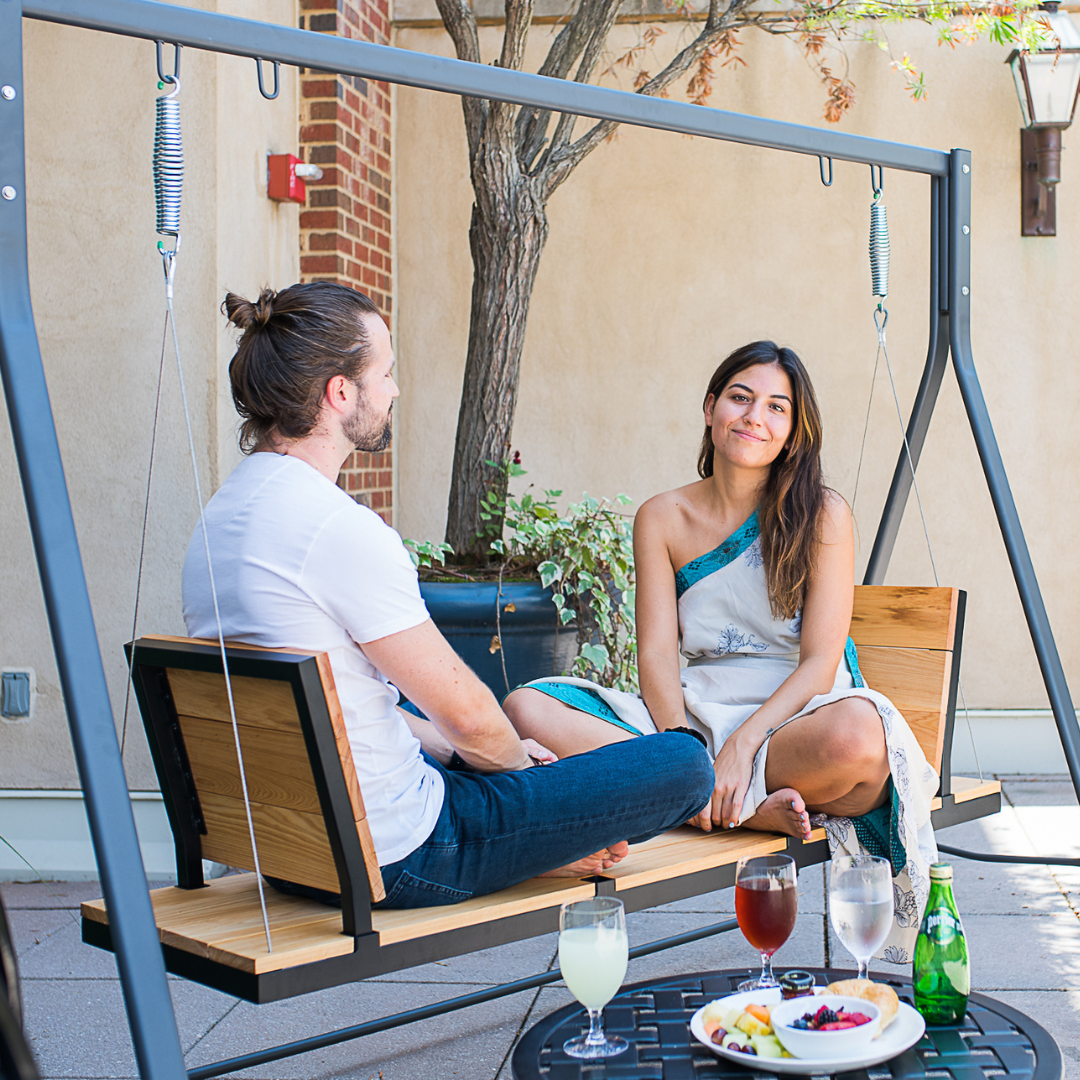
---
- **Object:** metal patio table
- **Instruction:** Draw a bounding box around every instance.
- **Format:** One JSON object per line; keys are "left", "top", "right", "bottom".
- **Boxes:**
{"left": 511, "top": 967, "right": 1061, "bottom": 1080}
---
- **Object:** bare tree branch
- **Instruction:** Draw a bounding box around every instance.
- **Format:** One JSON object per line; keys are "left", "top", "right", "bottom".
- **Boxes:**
{"left": 500, "top": 0, "right": 537, "bottom": 72}
{"left": 516, "top": 0, "right": 619, "bottom": 169}
{"left": 433, "top": 0, "right": 486, "bottom": 157}
{"left": 539, "top": 0, "right": 623, "bottom": 159}
{"left": 541, "top": 0, "right": 759, "bottom": 195}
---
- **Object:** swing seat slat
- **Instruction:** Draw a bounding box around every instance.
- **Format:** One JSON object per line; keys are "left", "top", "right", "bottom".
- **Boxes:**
{"left": 80, "top": 585, "right": 1000, "bottom": 1003}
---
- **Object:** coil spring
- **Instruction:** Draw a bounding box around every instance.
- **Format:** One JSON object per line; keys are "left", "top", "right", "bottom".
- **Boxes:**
{"left": 869, "top": 197, "right": 889, "bottom": 299}
{"left": 154, "top": 87, "right": 183, "bottom": 237}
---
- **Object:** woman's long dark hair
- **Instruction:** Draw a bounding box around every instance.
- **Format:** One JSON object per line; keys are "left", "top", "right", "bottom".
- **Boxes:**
{"left": 697, "top": 341, "right": 826, "bottom": 619}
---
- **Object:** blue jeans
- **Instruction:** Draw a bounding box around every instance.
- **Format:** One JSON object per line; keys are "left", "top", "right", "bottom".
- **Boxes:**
{"left": 375, "top": 731, "right": 713, "bottom": 909}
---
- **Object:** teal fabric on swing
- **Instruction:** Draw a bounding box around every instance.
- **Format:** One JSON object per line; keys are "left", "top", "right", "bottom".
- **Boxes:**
{"left": 845, "top": 637, "right": 866, "bottom": 688}
{"left": 850, "top": 780, "right": 906, "bottom": 876}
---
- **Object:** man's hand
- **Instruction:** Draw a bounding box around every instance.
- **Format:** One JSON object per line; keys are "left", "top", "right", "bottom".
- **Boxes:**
{"left": 521, "top": 738, "right": 558, "bottom": 766}
{"left": 363, "top": 619, "right": 531, "bottom": 771}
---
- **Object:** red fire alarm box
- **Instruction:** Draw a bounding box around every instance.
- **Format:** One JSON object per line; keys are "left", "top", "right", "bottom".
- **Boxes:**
{"left": 268, "top": 154, "right": 307, "bottom": 203}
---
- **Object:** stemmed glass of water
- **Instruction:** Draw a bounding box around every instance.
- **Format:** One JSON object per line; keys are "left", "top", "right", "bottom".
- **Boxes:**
{"left": 829, "top": 854, "right": 893, "bottom": 978}
{"left": 558, "top": 897, "right": 630, "bottom": 1059}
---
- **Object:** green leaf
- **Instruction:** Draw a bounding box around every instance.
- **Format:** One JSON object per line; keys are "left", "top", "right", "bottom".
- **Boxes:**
{"left": 579, "top": 643, "right": 609, "bottom": 668}
{"left": 538, "top": 560, "right": 562, "bottom": 587}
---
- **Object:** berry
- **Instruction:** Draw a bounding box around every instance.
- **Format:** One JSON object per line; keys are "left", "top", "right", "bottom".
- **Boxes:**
{"left": 711, "top": 1028, "right": 727, "bottom": 1045}
{"left": 811, "top": 1006, "right": 838, "bottom": 1029}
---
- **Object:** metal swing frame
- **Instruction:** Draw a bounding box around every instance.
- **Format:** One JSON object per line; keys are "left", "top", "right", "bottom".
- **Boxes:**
{"left": 0, "top": 0, "right": 1078, "bottom": 1076}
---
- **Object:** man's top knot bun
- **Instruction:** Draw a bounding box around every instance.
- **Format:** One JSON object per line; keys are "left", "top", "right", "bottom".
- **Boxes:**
{"left": 223, "top": 288, "right": 277, "bottom": 331}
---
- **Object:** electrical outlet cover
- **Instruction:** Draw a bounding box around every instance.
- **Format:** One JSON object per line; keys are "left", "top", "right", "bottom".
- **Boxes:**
{"left": 1, "top": 668, "right": 35, "bottom": 722}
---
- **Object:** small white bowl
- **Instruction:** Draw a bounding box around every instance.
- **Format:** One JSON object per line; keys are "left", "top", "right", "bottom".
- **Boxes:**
{"left": 771, "top": 995, "right": 881, "bottom": 1059}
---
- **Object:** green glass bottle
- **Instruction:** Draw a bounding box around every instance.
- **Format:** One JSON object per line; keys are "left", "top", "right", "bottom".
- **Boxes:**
{"left": 913, "top": 862, "right": 970, "bottom": 1024}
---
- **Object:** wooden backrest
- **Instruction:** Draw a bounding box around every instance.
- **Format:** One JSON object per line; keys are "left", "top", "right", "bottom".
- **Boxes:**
{"left": 849, "top": 586, "right": 964, "bottom": 779}
{"left": 130, "top": 637, "right": 385, "bottom": 922}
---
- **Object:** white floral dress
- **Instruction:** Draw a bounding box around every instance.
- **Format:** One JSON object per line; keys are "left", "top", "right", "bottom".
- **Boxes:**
{"left": 527, "top": 511, "right": 939, "bottom": 963}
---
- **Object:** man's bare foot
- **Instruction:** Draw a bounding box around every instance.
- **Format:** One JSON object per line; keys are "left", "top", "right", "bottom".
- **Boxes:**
{"left": 540, "top": 841, "right": 630, "bottom": 878}
{"left": 741, "top": 788, "right": 811, "bottom": 840}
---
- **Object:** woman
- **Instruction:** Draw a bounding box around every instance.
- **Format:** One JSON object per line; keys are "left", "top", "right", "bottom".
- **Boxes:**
{"left": 504, "top": 341, "right": 938, "bottom": 962}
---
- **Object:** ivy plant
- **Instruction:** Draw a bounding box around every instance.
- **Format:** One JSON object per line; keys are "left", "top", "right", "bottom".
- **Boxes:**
{"left": 405, "top": 459, "right": 639, "bottom": 692}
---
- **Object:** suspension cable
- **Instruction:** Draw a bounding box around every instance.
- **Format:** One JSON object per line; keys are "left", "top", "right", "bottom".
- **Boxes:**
{"left": 150, "top": 69, "right": 272, "bottom": 951}
{"left": 120, "top": 312, "right": 168, "bottom": 759}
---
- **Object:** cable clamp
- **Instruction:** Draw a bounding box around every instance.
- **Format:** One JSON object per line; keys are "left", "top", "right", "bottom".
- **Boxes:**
{"left": 158, "top": 236, "right": 181, "bottom": 300}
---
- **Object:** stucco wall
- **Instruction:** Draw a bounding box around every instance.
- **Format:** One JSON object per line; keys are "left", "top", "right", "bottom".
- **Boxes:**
{"left": 393, "top": 18, "right": 1080, "bottom": 713}
{"left": 0, "top": 0, "right": 300, "bottom": 790}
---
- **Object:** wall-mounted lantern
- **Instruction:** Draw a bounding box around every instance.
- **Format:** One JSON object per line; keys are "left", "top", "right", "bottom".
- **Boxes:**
{"left": 1008, "top": 3, "right": 1080, "bottom": 235}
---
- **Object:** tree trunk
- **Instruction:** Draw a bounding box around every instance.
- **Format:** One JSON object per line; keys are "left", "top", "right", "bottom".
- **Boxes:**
{"left": 444, "top": 153, "right": 549, "bottom": 557}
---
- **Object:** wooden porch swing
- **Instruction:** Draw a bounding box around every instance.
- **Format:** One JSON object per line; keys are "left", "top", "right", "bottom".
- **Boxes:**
{"left": 81, "top": 585, "right": 1000, "bottom": 1004}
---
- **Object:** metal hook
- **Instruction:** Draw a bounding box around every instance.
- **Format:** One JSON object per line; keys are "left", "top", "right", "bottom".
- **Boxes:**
{"left": 161, "top": 76, "right": 181, "bottom": 100}
{"left": 818, "top": 156, "right": 833, "bottom": 187}
{"left": 870, "top": 163, "right": 884, "bottom": 197}
{"left": 157, "top": 237, "right": 182, "bottom": 300}
{"left": 255, "top": 58, "right": 280, "bottom": 100}
{"left": 155, "top": 41, "right": 181, "bottom": 86}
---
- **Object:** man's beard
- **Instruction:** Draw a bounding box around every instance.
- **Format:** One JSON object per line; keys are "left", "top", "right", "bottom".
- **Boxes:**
{"left": 344, "top": 400, "right": 393, "bottom": 453}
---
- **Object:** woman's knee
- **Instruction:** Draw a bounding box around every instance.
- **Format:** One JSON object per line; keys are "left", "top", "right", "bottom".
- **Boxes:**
{"left": 821, "top": 700, "right": 887, "bottom": 774}
{"left": 502, "top": 687, "right": 544, "bottom": 734}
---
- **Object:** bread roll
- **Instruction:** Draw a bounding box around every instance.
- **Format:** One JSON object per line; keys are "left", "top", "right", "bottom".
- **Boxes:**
{"left": 823, "top": 979, "right": 899, "bottom": 1032}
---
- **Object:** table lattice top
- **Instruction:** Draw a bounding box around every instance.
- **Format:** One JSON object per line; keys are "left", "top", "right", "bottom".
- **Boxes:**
{"left": 512, "top": 969, "right": 1061, "bottom": 1080}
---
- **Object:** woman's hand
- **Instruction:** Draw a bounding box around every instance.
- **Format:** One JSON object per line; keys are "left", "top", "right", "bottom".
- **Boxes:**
{"left": 687, "top": 736, "right": 756, "bottom": 831}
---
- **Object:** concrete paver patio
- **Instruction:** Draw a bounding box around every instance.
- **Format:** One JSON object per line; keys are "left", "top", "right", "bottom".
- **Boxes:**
{"left": 4, "top": 775, "right": 1079, "bottom": 1080}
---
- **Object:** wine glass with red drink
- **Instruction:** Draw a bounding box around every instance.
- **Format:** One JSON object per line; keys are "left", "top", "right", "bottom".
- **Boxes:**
{"left": 735, "top": 853, "right": 798, "bottom": 991}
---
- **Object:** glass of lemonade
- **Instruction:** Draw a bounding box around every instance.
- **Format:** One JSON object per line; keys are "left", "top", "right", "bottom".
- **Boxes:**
{"left": 735, "top": 853, "right": 798, "bottom": 990}
{"left": 558, "top": 897, "right": 630, "bottom": 1059}
{"left": 830, "top": 854, "right": 893, "bottom": 978}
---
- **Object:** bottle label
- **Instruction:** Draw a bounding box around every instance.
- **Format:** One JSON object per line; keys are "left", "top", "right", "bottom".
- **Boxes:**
{"left": 924, "top": 909, "right": 963, "bottom": 945}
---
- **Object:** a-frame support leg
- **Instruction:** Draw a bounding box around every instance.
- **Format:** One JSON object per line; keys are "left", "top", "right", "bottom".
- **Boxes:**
{"left": 0, "top": 6, "right": 187, "bottom": 1078}
{"left": 868, "top": 150, "right": 1080, "bottom": 804}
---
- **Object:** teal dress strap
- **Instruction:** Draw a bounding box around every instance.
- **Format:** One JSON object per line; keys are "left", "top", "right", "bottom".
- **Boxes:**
{"left": 674, "top": 512, "right": 760, "bottom": 600}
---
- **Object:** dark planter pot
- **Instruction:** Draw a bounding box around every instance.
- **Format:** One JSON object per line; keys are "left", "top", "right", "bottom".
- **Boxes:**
{"left": 420, "top": 581, "right": 578, "bottom": 700}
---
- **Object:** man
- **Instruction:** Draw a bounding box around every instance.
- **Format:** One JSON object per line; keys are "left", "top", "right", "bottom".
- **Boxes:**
{"left": 183, "top": 281, "right": 713, "bottom": 908}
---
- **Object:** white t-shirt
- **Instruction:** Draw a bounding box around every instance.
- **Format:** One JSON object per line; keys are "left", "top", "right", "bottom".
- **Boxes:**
{"left": 181, "top": 452, "right": 444, "bottom": 865}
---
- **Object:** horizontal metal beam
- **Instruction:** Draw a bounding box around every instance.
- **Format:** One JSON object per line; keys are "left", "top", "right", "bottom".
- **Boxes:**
{"left": 24, "top": 0, "right": 949, "bottom": 176}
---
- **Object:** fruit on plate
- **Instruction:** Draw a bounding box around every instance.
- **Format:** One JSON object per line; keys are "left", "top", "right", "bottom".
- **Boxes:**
{"left": 736, "top": 1010, "right": 772, "bottom": 1036}
{"left": 749, "top": 1034, "right": 785, "bottom": 1058}
{"left": 720, "top": 1033, "right": 758, "bottom": 1055}
{"left": 823, "top": 979, "right": 899, "bottom": 1032}
{"left": 745, "top": 1004, "right": 772, "bottom": 1025}
{"left": 701, "top": 1001, "right": 742, "bottom": 1037}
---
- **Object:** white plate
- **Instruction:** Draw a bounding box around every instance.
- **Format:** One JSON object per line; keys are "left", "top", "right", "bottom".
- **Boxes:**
{"left": 689, "top": 987, "right": 926, "bottom": 1074}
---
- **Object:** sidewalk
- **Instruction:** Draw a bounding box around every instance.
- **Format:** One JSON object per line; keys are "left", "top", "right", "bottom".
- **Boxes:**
{"left": 4, "top": 775, "right": 1078, "bottom": 1080}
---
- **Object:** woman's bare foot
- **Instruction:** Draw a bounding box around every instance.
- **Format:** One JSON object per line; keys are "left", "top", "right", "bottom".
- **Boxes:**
{"left": 540, "top": 841, "right": 630, "bottom": 878}
{"left": 741, "top": 788, "right": 811, "bottom": 840}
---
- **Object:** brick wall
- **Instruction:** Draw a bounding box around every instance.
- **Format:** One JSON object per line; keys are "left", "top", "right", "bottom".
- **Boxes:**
{"left": 299, "top": 0, "right": 394, "bottom": 524}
